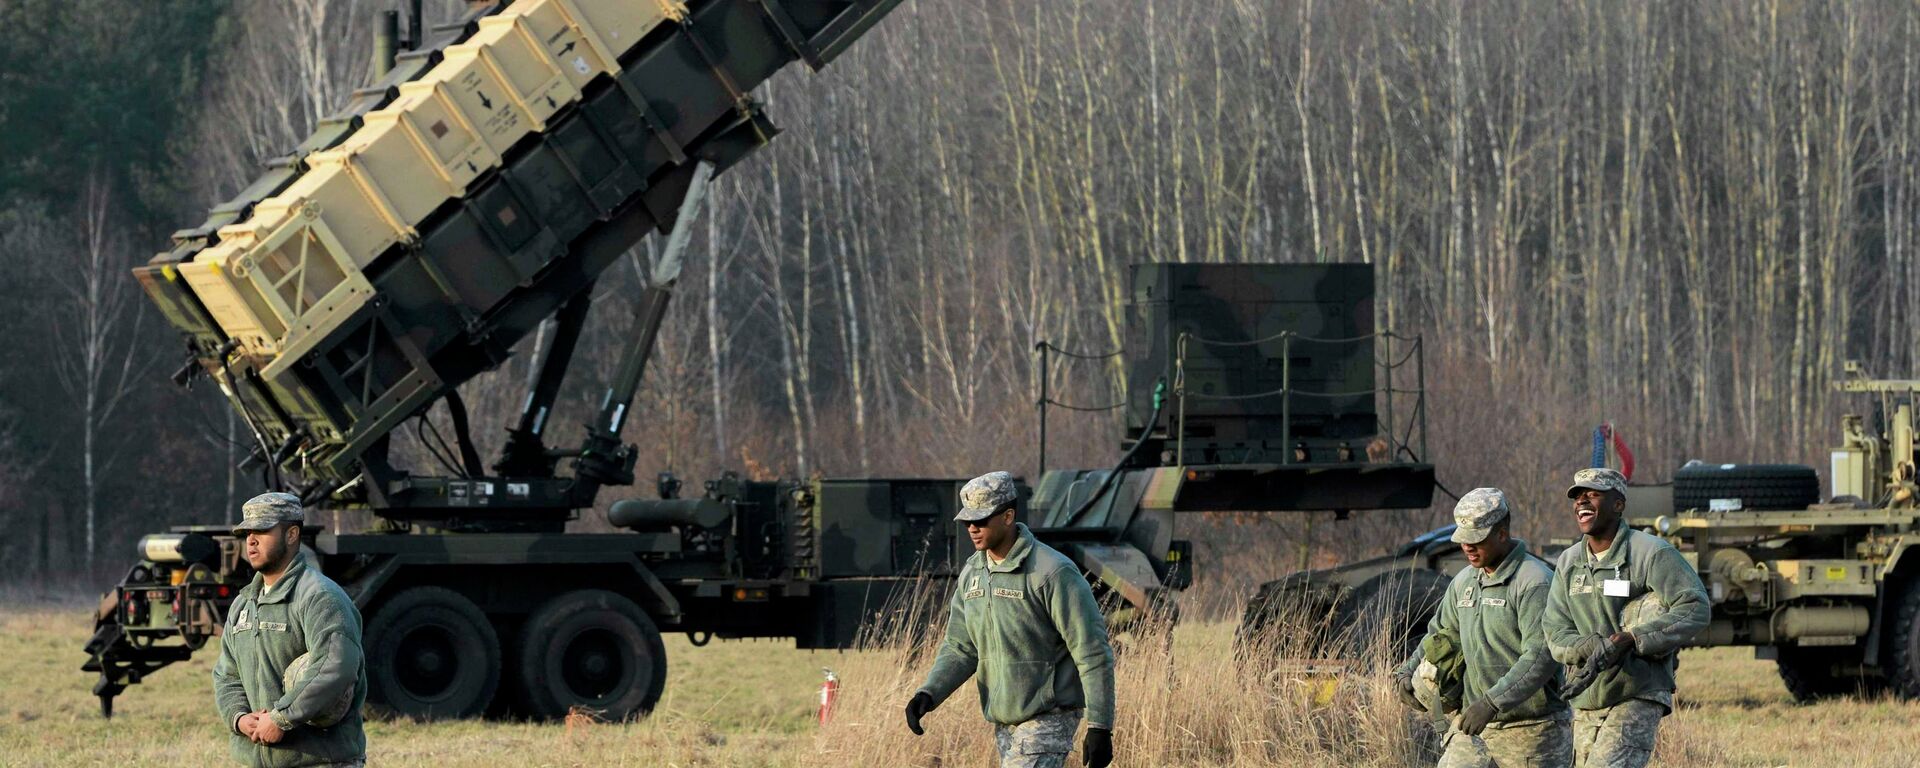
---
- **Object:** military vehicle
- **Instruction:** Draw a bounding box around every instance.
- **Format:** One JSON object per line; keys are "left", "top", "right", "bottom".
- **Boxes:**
{"left": 1248, "top": 361, "right": 1920, "bottom": 704}
{"left": 83, "top": 0, "right": 1437, "bottom": 721}
{"left": 1602, "top": 365, "right": 1920, "bottom": 701}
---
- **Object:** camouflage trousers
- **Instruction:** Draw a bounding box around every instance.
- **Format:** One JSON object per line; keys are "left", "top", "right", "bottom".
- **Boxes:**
{"left": 992, "top": 708, "right": 1081, "bottom": 768}
{"left": 1436, "top": 716, "right": 1574, "bottom": 768}
{"left": 1572, "top": 699, "right": 1664, "bottom": 768}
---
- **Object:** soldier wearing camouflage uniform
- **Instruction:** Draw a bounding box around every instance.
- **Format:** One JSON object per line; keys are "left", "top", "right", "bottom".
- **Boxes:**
{"left": 1395, "top": 488, "right": 1572, "bottom": 768}
{"left": 1543, "top": 469, "right": 1710, "bottom": 768}
{"left": 212, "top": 493, "right": 368, "bottom": 768}
{"left": 906, "top": 471, "right": 1116, "bottom": 768}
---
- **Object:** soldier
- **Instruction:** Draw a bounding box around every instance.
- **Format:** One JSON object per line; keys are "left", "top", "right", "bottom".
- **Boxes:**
{"left": 1543, "top": 468, "right": 1710, "bottom": 768}
{"left": 212, "top": 492, "right": 368, "bottom": 768}
{"left": 1394, "top": 488, "right": 1572, "bottom": 768}
{"left": 904, "top": 471, "right": 1116, "bottom": 768}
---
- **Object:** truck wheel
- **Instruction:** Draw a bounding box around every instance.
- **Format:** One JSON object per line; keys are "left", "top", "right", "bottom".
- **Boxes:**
{"left": 1887, "top": 581, "right": 1920, "bottom": 700}
{"left": 515, "top": 589, "right": 667, "bottom": 721}
{"left": 1672, "top": 463, "right": 1820, "bottom": 511}
{"left": 1235, "top": 574, "right": 1345, "bottom": 657}
{"left": 365, "top": 586, "right": 501, "bottom": 720}
{"left": 1776, "top": 646, "right": 1882, "bottom": 702}
{"left": 1338, "top": 568, "right": 1451, "bottom": 662}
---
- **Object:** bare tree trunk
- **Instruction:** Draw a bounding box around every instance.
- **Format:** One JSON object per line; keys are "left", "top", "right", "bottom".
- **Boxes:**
{"left": 707, "top": 181, "right": 729, "bottom": 463}
{"left": 51, "top": 174, "right": 147, "bottom": 573}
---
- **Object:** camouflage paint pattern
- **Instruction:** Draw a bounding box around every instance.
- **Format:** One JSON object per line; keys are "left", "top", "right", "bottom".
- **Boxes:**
{"left": 1126, "top": 263, "right": 1379, "bottom": 461}
{"left": 956, "top": 471, "right": 1020, "bottom": 522}
{"left": 992, "top": 708, "right": 1080, "bottom": 768}
{"left": 1450, "top": 487, "right": 1512, "bottom": 544}
{"left": 234, "top": 492, "right": 305, "bottom": 533}
{"left": 1437, "top": 716, "right": 1574, "bottom": 768}
{"left": 1565, "top": 468, "right": 1630, "bottom": 499}
{"left": 1570, "top": 699, "right": 1663, "bottom": 768}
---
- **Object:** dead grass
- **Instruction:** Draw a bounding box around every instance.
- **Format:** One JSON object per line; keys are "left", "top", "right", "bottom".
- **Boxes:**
{"left": 1657, "top": 647, "right": 1920, "bottom": 768}
{"left": 6, "top": 600, "right": 1920, "bottom": 767}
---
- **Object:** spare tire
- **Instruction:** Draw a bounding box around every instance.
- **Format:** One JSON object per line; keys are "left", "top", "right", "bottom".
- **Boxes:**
{"left": 1672, "top": 463, "right": 1820, "bottom": 511}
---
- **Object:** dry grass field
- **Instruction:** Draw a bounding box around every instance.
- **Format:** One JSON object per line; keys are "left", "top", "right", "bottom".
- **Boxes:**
{"left": 4, "top": 598, "right": 1919, "bottom": 767}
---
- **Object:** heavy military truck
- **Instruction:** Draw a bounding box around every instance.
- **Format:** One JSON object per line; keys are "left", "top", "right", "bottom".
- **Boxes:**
{"left": 1602, "top": 366, "right": 1920, "bottom": 701}
{"left": 88, "top": 0, "right": 925, "bottom": 720}
{"left": 84, "top": 0, "right": 1438, "bottom": 722}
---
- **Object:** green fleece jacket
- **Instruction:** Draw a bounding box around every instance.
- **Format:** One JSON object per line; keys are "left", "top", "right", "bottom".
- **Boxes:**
{"left": 1542, "top": 522, "right": 1710, "bottom": 712}
{"left": 917, "top": 524, "right": 1117, "bottom": 729}
{"left": 1398, "top": 541, "right": 1568, "bottom": 724}
{"left": 211, "top": 555, "right": 368, "bottom": 767}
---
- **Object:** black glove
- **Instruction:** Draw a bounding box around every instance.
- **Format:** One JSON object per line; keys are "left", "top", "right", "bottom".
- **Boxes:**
{"left": 1457, "top": 699, "right": 1497, "bottom": 736}
{"left": 904, "top": 692, "right": 933, "bottom": 735}
{"left": 1570, "top": 633, "right": 1609, "bottom": 662}
{"left": 1604, "top": 632, "right": 1637, "bottom": 668}
{"left": 1082, "top": 726, "right": 1113, "bottom": 768}
{"left": 1393, "top": 668, "right": 1423, "bottom": 710}
{"left": 1561, "top": 644, "right": 1611, "bottom": 700}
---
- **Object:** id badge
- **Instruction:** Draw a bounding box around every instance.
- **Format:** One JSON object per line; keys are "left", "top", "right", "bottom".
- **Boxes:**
{"left": 1603, "top": 579, "right": 1631, "bottom": 597}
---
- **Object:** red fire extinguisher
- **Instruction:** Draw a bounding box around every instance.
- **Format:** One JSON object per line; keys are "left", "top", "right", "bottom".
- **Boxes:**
{"left": 817, "top": 667, "right": 840, "bottom": 725}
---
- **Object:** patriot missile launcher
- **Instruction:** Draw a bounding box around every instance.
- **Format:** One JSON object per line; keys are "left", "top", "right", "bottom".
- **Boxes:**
{"left": 88, "top": 0, "right": 1438, "bottom": 722}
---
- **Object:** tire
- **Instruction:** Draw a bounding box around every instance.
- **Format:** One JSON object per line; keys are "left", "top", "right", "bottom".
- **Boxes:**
{"left": 1673, "top": 463, "right": 1820, "bottom": 511}
{"left": 364, "top": 586, "right": 501, "bottom": 720}
{"left": 1337, "top": 568, "right": 1451, "bottom": 662}
{"left": 515, "top": 589, "right": 668, "bottom": 721}
{"left": 1235, "top": 573, "right": 1346, "bottom": 657}
{"left": 1776, "top": 646, "right": 1883, "bottom": 702}
{"left": 1886, "top": 579, "right": 1920, "bottom": 700}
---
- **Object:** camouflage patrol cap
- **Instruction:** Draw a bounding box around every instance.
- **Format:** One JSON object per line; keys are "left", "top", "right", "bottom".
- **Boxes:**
{"left": 954, "top": 471, "right": 1018, "bottom": 523}
{"left": 1621, "top": 590, "right": 1666, "bottom": 633}
{"left": 1449, "top": 488, "right": 1511, "bottom": 544}
{"left": 1567, "top": 467, "right": 1630, "bottom": 499}
{"left": 234, "top": 492, "right": 304, "bottom": 534}
{"left": 282, "top": 651, "right": 356, "bottom": 727}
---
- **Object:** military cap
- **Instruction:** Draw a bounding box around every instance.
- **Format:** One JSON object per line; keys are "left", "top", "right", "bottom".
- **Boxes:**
{"left": 282, "top": 651, "right": 356, "bottom": 727}
{"left": 1566, "top": 467, "right": 1630, "bottom": 499}
{"left": 1450, "top": 487, "right": 1511, "bottom": 544}
{"left": 954, "top": 471, "right": 1018, "bottom": 523}
{"left": 234, "top": 491, "right": 305, "bottom": 534}
{"left": 1621, "top": 591, "right": 1666, "bottom": 634}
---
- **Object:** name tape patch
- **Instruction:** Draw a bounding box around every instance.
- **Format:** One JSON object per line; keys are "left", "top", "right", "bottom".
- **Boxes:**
{"left": 993, "top": 587, "right": 1024, "bottom": 599}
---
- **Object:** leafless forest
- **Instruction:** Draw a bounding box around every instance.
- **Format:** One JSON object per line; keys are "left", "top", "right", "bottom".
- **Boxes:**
{"left": 2, "top": 0, "right": 1917, "bottom": 593}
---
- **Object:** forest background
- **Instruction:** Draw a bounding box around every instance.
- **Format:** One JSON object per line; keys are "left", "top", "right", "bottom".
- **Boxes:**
{"left": 2, "top": 0, "right": 1916, "bottom": 608}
